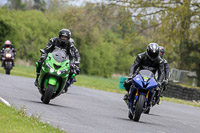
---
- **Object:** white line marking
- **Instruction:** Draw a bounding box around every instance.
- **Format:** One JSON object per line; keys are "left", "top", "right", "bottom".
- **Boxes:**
{"left": 0, "top": 97, "right": 11, "bottom": 107}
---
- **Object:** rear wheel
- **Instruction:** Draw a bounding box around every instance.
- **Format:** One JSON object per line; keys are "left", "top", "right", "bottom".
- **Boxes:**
{"left": 133, "top": 95, "right": 145, "bottom": 121}
{"left": 42, "top": 84, "right": 54, "bottom": 104}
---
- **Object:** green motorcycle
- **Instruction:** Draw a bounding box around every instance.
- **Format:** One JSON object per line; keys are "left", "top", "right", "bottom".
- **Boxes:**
{"left": 35, "top": 49, "right": 75, "bottom": 104}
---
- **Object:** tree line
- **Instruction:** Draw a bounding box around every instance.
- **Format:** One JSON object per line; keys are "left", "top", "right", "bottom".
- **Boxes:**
{"left": 0, "top": 0, "right": 200, "bottom": 86}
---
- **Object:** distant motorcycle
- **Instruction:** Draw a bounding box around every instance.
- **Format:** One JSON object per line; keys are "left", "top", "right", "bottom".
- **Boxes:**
{"left": 35, "top": 49, "right": 75, "bottom": 104}
{"left": 1, "top": 48, "right": 15, "bottom": 75}
{"left": 128, "top": 70, "right": 159, "bottom": 121}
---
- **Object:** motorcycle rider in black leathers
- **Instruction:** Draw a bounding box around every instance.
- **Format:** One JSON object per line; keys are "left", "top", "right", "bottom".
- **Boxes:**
{"left": 0, "top": 40, "right": 17, "bottom": 67}
{"left": 124, "top": 43, "right": 165, "bottom": 113}
{"left": 159, "top": 46, "right": 169, "bottom": 92}
{"left": 34, "top": 29, "right": 81, "bottom": 93}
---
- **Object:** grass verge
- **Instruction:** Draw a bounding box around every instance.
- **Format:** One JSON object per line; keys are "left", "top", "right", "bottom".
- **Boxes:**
{"left": 161, "top": 97, "right": 200, "bottom": 108}
{"left": 0, "top": 103, "right": 65, "bottom": 133}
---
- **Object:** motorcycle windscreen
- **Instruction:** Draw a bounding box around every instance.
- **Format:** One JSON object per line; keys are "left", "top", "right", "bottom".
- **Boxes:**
{"left": 146, "top": 78, "right": 158, "bottom": 89}
{"left": 4, "top": 48, "right": 13, "bottom": 57}
{"left": 139, "top": 70, "right": 154, "bottom": 79}
{"left": 52, "top": 49, "right": 68, "bottom": 63}
{"left": 133, "top": 74, "right": 144, "bottom": 89}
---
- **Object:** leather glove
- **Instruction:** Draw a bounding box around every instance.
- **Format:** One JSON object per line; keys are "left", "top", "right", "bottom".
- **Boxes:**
{"left": 41, "top": 53, "right": 47, "bottom": 61}
{"left": 157, "top": 81, "right": 162, "bottom": 87}
{"left": 70, "top": 63, "right": 76, "bottom": 69}
{"left": 163, "top": 79, "right": 169, "bottom": 85}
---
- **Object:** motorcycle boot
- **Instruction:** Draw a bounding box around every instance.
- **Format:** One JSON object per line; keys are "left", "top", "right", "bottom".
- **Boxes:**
{"left": 34, "top": 73, "right": 40, "bottom": 86}
{"left": 128, "top": 100, "right": 135, "bottom": 116}
{"left": 63, "top": 81, "right": 70, "bottom": 93}
{"left": 12, "top": 61, "right": 15, "bottom": 67}
{"left": 62, "top": 77, "right": 76, "bottom": 93}
{"left": 123, "top": 93, "right": 128, "bottom": 105}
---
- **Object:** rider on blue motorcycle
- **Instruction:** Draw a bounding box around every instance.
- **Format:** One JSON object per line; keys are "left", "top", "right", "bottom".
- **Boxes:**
{"left": 124, "top": 43, "right": 165, "bottom": 110}
{"left": 34, "top": 29, "right": 81, "bottom": 93}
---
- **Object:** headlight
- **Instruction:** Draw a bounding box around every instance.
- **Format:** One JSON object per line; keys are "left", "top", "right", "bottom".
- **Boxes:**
{"left": 6, "top": 53, "right": 12, "bottom": 58}
{"left": 50, "top": 68, "right": 54, "bottom": 73}
{"left": 57, "top": 71, "right": 61, "bottom": 75}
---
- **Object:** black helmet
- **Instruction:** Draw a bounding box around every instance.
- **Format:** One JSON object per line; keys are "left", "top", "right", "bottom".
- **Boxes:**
{"left": 58, "top": 29, "right": 71, "bottom": 45}
{"left": 159, "top": 46, "right": 165, "bottom": 58}
{"left": 146, "top": 43, "right": 159, "bottom": 61}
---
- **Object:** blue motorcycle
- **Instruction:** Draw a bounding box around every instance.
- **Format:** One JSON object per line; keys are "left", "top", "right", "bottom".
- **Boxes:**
{"left": 128, "top": 70, "right": 158, "bottom": 121}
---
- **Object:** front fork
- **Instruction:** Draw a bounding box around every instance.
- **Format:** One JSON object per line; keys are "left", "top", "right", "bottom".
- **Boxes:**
{"left": 134, "top": 90, "right": 151, "bottom": 109}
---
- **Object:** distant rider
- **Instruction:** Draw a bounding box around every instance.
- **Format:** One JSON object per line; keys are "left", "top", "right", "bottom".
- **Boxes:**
{"left": 159, "top": 46, "right": 169, "bottom": 92}
{"left": 0, "top": 40, "right": 16, "bottom": 67}
{"left": 34, "top": 29, "right": 81, "bottom": 93}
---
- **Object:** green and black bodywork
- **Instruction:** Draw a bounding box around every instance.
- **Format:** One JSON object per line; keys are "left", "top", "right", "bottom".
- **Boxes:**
{"left": 35, "top": 49, "right": 75, "bottom": 104}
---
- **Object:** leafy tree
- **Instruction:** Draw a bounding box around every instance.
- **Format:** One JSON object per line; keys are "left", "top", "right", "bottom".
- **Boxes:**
{"left": 110, "top": 0, "right": 200, "bottom": 68}
{"left": 7, "top": 0, "right": 26, "bottom": 10}
{"left": 0, "top": 7, "right": 64, "bottom": 61}
{"left": 0, "top": 2, "right": 139, "bottom": 78}
{"left": 33, "top": 0, "right": 46, "bottom": 12}
{"left": 61, "top": 3, "right": 138, "bottom": 77}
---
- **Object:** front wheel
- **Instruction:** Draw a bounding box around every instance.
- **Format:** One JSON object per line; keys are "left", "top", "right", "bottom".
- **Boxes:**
{"left": 5, "top": 62, "right": 11, "bottom": 75}
{"left": 6, "top": 68, "right": 10, "bottom": 75}
{"left": 42, "top": 84, "right": 54, "bottom": 104}
{"left": 133, "top": 95, "right": 145, "bottom": 121}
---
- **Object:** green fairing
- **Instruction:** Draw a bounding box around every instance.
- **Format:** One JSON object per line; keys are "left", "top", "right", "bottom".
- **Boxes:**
{"left": 36, "top": 49, "right": 71, "bottom": 102}
{"left": 48, "top": 77, "right": 57, "bottom": 85}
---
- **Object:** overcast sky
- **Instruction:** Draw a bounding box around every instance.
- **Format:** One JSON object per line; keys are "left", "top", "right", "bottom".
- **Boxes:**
{"left": 0, "top": 0, "right": 7, "bottom": 5}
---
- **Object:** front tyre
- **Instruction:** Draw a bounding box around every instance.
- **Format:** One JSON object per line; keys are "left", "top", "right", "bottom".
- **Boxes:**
{"left": 5, "top": 62, "right": 11, "bottom": 75}
{"left": 133, "top": 95, "right": 145, "bottom": 121}
{"left": 43, "top": 84, "right": 54, "bottom": 104}
{"left": 6, "top": 68, "right": 10, "bottom": 75}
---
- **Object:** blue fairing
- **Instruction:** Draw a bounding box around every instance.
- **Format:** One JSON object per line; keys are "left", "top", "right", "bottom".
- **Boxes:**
{"left": 133, "top": 73, "right": 158, "bottom": 91}
{"left": 146, "top": 78, "right": 158, "bottom": 89}
{"left": 133, "top": 75, "right": 143, "bottom": 89}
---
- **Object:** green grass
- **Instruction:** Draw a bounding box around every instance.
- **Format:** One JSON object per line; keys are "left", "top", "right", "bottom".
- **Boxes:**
{"left": 161, "top": 97, "right": 200, "bottom": 108}
{"left": 0, "top": 65, "right": 35, "bottom": 78}
{"left": 0, "top": 103, "right": 65, "bottom": 133}
{"left": 74, "top": 75, "right": 126, "bottom": 94}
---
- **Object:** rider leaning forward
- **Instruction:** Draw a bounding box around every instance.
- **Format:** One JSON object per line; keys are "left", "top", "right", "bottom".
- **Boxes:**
{"left": 123, "top": 43, "right": 165, "bottom": 110}
{"left": 34, "top": 28, "right": 81, "bottom": 93}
